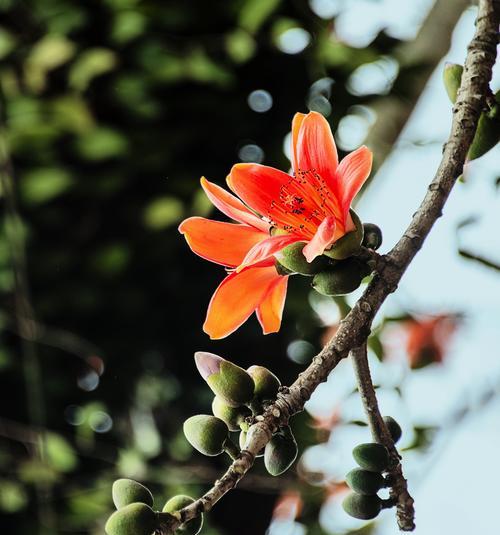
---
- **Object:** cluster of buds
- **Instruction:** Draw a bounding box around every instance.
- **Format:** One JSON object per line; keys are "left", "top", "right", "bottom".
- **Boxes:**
{"left": 275, "top": 213, "right": 383, "bottom": 297}
{"left": 342, "top": 416, "right": 402, "bottom": 520}
{"left": 443, "top": 63, "right": 500, "bottom": 161}
{"left": 183, "top": 352, "right": 298, "bottom": 476}
{"left": 105, "top": 479, "right": 202, "bottom": 535}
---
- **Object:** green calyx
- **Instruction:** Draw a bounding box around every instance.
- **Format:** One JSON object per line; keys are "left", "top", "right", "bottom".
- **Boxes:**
{"left": 312, "top": 258, "right": 371, "bottom": 296}
{"left": 247, "top": 365, "right": 281, "bottom": 401}
{"left": 275, "top": 242, "right": 330, "bottom": 276}
{"left": 443, "top": 63, "right": 463, "bottom": 104}
{"left": 207, "top": 360, "right": 255, "bottom": 407}
{"left": 211, "top": 396, "right": 251, "bottom": 432}
{"left": 342, "top": 493, "right": 382, "bottom": 520}
{"left": 183, "top": 414, "right": 229, "bottom": 456}
{"left": 323, "top": 210, "right": 364, "bottom": 260}
{"left": 346, "top": 468, "right": 385, "bottom": 495}
{"left": 105, "top": 503, "right": 157, "bottom": 535}
{"left": 362, "top": 223, "right": 383, "bottom": 251}
{"left": 264, "top": 426, "right": 298, "bottom": 476}
{"left": 352, "top": 443, "right": 389, "bottom": 472}
{"left": 383, "top": 416, "right": 402, "bottom": 444}
{"left": 112, "top": 479, "right": 154, "bottom": 510}
{"left": 162, "top": 495, "right": 203, "bottom": 535}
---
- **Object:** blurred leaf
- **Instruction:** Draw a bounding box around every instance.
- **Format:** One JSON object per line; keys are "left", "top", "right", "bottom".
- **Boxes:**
{"left": 50, "top": 95, "right": 95, "bottom": 133}
{"left": 18, "top": 460, "right": 60, "bottom": 485}
{"left": 75, "top": 127, "right": 128, "bottom": 160}
{"left": 0, "top": 480, "right": 28, "bottom": 513}
{"left": 225, "top": 29, "right": 256, "bottom": 63}
{"left": 190, "top": 188, "right": 213, "bottom": 217}
{"left": 45, "top": 433, "right": 78, "bottom": 473}
{"left": 91, "top": 243, "right": 130, "bottom": 275}
{"left": 185, "top": 49, "right": 233, "bottom": 86}
{"left": 239, "top": 0, "right": 282, "bottom": 34}
{"left": 20, "top": 168, "right": 73, "bottom": 205}
{"left": 0, "top": 27, "right": 15, "bottom": 59}
{"left": 69, "top": 48, "right": 118, "bottom": 91}
{"left": 112, "top": 10, "right": 146, "bottom": 43}
{"left": 25, "top": 35, "right": 76, "bottom": 92}
{"left": 368, "top": 334, "right": 384, "bottom": 361}
{"left": 143, "top": 196, "right": 184, "bottom": 230}
{"left": 117, "top": 449, "right": 147, "bottom": 478}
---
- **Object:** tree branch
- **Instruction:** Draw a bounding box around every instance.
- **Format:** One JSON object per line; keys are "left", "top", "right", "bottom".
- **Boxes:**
{"left": 157, "top": 1, "right": 499, "bottom": 532}
{"left": 351, "top": 343, "right": 414, "bottom": 530}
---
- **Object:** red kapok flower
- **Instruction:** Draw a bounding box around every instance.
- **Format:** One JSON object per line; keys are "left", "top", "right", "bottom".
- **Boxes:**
{"left": 179, "top": 111, "right": 373, "bottom": 339}
{"left": 405, "top": 314, "right": 458, "bottom": 369}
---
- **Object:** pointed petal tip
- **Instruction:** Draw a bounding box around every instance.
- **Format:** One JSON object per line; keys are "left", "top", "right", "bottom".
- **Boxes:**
{"left": 194, "top": 351, "right": 224, "bottom": 379}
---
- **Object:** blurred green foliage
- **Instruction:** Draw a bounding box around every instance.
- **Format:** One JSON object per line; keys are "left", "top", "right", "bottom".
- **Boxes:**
{"left": 0, "top": 0, "right": 432, "bottom": 534}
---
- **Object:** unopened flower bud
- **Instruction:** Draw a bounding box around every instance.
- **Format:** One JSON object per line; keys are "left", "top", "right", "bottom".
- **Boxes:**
{"left": 112, "top": 479, "right": 154, "bottom": 510}
{"left": 105, "top": 503, "right": 157, "bottom": 535}
{"left": 312, "top": 258, "right": 371, "bottom": 296}
{"left": 352, "top": 443, "right": 389, "bottom": 472}
{"left": 247, "top": 365, "right": 281, "bottom": 401}
{"left": 183, "top": 414, "right": 229, "bottom": 456}
{"left": 275, "top": 242, "right": 330, "bottom": 276}
{"left": 264, "top": 427, "right": 298, "bottom": 476}
{"left": 238, "top": 430, "right": 264, "bottom": 457}
{"left": 324, "top": 210, "right": 364, "bottom": 260}
{"left": 362, "top": 223, "right": 383, "bottom": 251}
{"left": 162, "top": 495, "right": 203, "bottom": 535}
{"left": 342, "top": 493, "right": 382, "bottom": 520}
{"left": 194, "top": 352, "right": 254, "bottom": 407}
{"left": 443, "top": 62, "right": 463, "bottom": 103}
{"left": 212, "top": 396, "right": 251, "bottom": 432}
{"left": 467, "top": 98, "right": 500, "bottom": 161}
{"left": 346, "top": 468, "right": 385, "bottom": 495}
{"left": 383, "top": 416, "right": 402, "bottom": 444}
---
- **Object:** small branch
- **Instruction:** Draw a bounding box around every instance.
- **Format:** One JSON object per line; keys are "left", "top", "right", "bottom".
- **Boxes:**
{"left": 351, "top": 344, "right": 415, "bottom": 530}
{"left": 458, "top": 249, "right": 500, "bottom": 272}
{"left": 157, "top": 2, "right": 498, "bottom": 532}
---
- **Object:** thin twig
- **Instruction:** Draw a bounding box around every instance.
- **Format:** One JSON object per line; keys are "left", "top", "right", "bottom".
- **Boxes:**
{"left": 458, "top": 248, "right": 500, "bottom": 272}
{"left": 156, "top": 1, "right": 498, "bottom": 532}
{"left": 351, "top": 343, "right": 414, "bottom": 530}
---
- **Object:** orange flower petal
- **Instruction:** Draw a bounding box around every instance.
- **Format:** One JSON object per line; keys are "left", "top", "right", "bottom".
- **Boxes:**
{"left": 256, "top": 275, "right": 288, "bottom": 334}
{"left": 302, "top": 216, "right": 336, "bottom": 262}
{"left": 296, "top": 111, "right": 338, "bottom": 186}
{"left": 237, "top": 233, "right": 302, "bottom": 271}
{"left": 336, "top": 145, "right": 372, "bottom": 217}
{"left": 203, "top": 264, "right": 284, "bottom": 339}
{"left": 201, "top": 177, "right": 269, "bottom": 232}
{"left": 228, "top": 163, "right": 319, "bottom": 236}
{"left": 179, "top": 217, "right": 267, "bottom": 267}
{"left": 291, "top": 112, "right": 306, "bottom": 173}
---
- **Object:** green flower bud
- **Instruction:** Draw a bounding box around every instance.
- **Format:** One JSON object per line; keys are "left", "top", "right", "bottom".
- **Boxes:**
{"left": 352, "top": 443, "right": 389, "bottom": 472}
{"left": 183, "top": 414, "right": 229, "bottom": 456}
{"left": 211, "top": 396, "right": 251, "bottom": 432}
{"left": 105, "top": 503, "right": 157, "bottom": 535}
{"left": 342, "top": 493, "right": 382, "bottom": 520}
{"left": 239, "top": 430, "right": 264, "bottom": 456}
{"left": 312, "top": 258, "right": 371, "bottom": 296}
{"left": 443, "top": 63, "right": 463, "bottom": 103}
{"left": 275, "top": 242, "right": 330, "bottom": 276}
{"left": 324, "top": 210, "right": 364, "bottom": 260}
{"left": 275, "top": 259, "right": 294, "bottom": 276}
{"left": 383, "top": 416, "right": 402, "bottom": 444}
{"left": 361, "top": 223, "right": 383, "bottom": 251}
{"left": 162, "top": 495, "right": 203, "bottom": 535}
{"left": 346, "top": 468, "right": 385, "bottom": 495}
{"left": 247, "top": 365, "right": 281, "bottom": 401}
{"left": 194, "top": 352, "right": 254, "bottom": 407}
{"left": 112, "top": 479, "right": 154, "bottom": 510}
{"left": 264, "top": 427, "right": 298, "bottom": 476}
{"left": 467, "top": 100, "right": 500, "bottom": 161}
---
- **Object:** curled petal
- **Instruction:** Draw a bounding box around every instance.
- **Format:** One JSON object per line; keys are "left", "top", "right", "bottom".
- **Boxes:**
{"left": 302, "top": 216, "right": 336, "bottom": 262}
{"left": 336, "top": 145, "right": 373, "bottom": 218}
{"left": 256, "top": 276, "right": 288, "bottom": 334}
{"left": 203, "top": 263, "right": 284, "bottom": 339}
{"left": 291, "top": 112, "right": 306, "bottom": 174}
{"left": 237, "top": 233, "right": 302, "bottom": 272}
{"left": 179, "top": 217, "right": 267, "bottom": 268}
{"left": 201, "top": 177, "right": 269, "bottom": 232}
